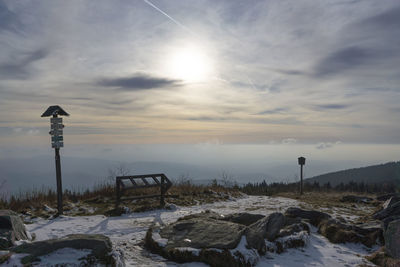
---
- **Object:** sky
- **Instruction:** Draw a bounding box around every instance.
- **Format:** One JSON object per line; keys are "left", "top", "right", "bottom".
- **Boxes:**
{"left": 0, "top": 0, "right": 400, "bottom": 191}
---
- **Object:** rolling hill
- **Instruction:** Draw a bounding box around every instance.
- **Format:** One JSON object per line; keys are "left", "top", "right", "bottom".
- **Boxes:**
{"left": 305, "top": 161, "right": 400, "bottom": 186}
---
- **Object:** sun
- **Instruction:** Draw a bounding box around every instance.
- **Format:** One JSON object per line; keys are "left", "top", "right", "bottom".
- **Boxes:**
{"left": 163, "top": 43, "right": 214, "bottom": 82}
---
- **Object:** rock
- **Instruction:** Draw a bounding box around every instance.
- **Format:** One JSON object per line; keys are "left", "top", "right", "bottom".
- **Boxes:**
{"left": 146, "top": 227, "right": 255, "bottom": 267}
{"left": 277, "top": 221, "right": 310, "bottom": 238}
{"left": 367, "top": 246, "right": 400, "bottom": 267}
{"left": 373, "top": 201, "right": 400, "bottom": 220}
{"left": 284, "top": 207, "right": 331, "bottom": 227}
{"left": 245, "top": 212, "right": 285, "bottom": 254}
{"left": 384, "top": 219, "right": 400, "bottom": 259}
{"left": 160, "top": 213, "right": 246, "bottom": 249}
{"left": 382, "top": 215, "right": 400, "bottom": 231}
{"left": 383, "top": 196, "right": 400, "bottom": 209}
{"left": 265, "top": 213, "right": 286, "bottom": 241}
{"left": 274, "top": 230, "right": 309, "bottom": 254}
{"left": 146, "top": 211, "right": 312, "bottom": 267}
{"left": 272, "top": 222, "right": 310, "bottom": 254}
{"left": 0, "top": 210, "right": 31, "bottom": 249}
{"left": 221, "top": 213, "right": 265, "bottom": 226}
{"left": 376, "top": 193, "right": 399, "bottom": 201}
{"left": 340, "top": 195, "right": 373, "bottom": 203}
{"left": 11, "top": 234, "right": 117, "bottom": 265}
{"left": 318, "top": 218, "right": 382, "bottom": 247}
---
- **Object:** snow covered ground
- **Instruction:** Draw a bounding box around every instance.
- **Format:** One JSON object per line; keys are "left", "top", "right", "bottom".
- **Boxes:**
{"left": 14, "top": 195, "right": 376, "bottom": 266}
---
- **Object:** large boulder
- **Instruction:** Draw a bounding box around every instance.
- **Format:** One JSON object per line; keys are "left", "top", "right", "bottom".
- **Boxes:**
{"left": 221, "top": 213, "right": 265, "bottom": 226}
{"left": 318, "top": 218, "right": 382, "bottom": 247}
{"left": 145, "top": 211, "right": 310, "bottom": 266}
{"left": 284, "top": 207, "right": 331, "bottom": 227}
{"left": 376, "top": 193, "right": 399, "bottom": 202}
{"left": 245, "top": 212, "right": 285, "bottom": 254}
{"left": 0, "top": 210, "right": 31, "bottom": 249}
{"left": 160, "top": 212, "right": 246, "bottom": 250}
{"left": 270, "top": 221, "right": 310, "bottom": 254}
{"left": 366, "top": 246, "right": 400, "bottom": 267}
{"left": 384, "top": 219, "right": 400, "bottom": 259}
{"left": 373, "top": 200, "right": 400, "bottom": 220}
{"left": 382, "top": 215, "right": 400, "bottom": 231}
{"left": 11, "top": 234, "right": 117, "bottom": 265}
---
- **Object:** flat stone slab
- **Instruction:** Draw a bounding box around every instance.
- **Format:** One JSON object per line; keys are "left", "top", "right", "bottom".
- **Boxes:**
{"left": 11, "top": 234, "right": 116, "bottom": 265}
{"left": 160, "top": 213, "right": 246, "bottom": 249}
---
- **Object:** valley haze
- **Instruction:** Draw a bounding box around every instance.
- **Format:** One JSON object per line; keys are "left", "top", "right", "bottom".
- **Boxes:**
{"left": 1, "top": 143, "right": 399, "bottom": 195}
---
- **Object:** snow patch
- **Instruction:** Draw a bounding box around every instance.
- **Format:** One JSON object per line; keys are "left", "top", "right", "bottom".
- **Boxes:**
{"left": 230, "top": 235, "right": 259, "bottom": 266}
{"left": 175, "top": 247, "right": 201, "bottom": 256}
{"left": 152, "top": 231, "right": 168, "bottom": 247}
{"left": 37, "top": 248, "right": 94, "bottom": 266}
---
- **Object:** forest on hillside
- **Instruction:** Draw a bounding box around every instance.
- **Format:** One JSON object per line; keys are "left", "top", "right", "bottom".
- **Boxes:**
{"left": 304, "top": 161, "right": 400, "bottom": 187}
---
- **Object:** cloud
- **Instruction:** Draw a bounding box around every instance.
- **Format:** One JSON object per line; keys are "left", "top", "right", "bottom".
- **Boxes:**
{"left": 97, "top": 74, "right": 181, "bottom": 91}
{"left": 0, "top": 1, "right": 22, "bottom": 33}
{"left": 0, "top": 48, "right": 48, "bottom": 80}
{"left": 313, "top": 6, "right": 400, "bottom": 79}
{"left": 313, "top": 46, "right": 383, "bottom": 77}
{"left": 316, "top": 141, "right": 341, "bottom": 150}
{"left": 256, "top": 107, "right": 288, "bottom": 115}
{"left": 362, "top": 6, "right": 400, "bottom": 31}
{"left": 272, "top": 68, "right": 305, "bottom": 76}
{"left": 282, "top": 138, "right": 297, "bottom": 144}
{"left": 313, "top": 104, "right": 348, "bottom": 110}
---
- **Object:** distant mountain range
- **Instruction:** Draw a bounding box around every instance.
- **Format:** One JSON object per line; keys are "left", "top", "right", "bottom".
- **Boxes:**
{"left": 305, "top": 161, "right": 400, "bottom": 186}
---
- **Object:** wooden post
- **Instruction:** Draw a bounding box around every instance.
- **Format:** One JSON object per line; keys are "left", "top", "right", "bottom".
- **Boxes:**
{"left": 115, "top": 178, "right": 120, "bottom": 208}
{"left": 55, "top": 146, "right": 63, "bottom": 215}
{"left": 160, "top": 175, "right": 165, "bottom": 207}
{"left": 298, "top": 157, "right": 306, "bottom": 196}
{"left": 300, "top": 164, "right": 303, "bottom": 195}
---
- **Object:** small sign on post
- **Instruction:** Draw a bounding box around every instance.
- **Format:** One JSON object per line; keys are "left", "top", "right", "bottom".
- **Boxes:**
{"left": 41, "top": 105, "right": 69, "bottom": 215}
{"left": 298, "top": 156, "right": 306, "bottom": 195}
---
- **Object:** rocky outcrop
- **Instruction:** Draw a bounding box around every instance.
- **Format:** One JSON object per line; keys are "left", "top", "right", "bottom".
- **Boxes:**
{"left": 340, "top": 195, "right": 373, "bottom": 203}
{"left": 376, "top": 193, "right": 399, "bottom": 202}
{"left": 146, "top": 211, "right": 310, "bottom": 266}
{"left": 367, "top": 247, "right": 400, "bottom": 267}
{"left": 245, "top": 212, "right": 285, "bottom": 254}
{"left": 374, "top": 197, "right": 400, "bottom": 220}
{"left": 285, "top": 207, "right": 382, "bottom": 247}
{"left": 11, "top": 234, "right": 118, "bottom": 266}
{"left": 318, "top": 218, "right": 382, "bottom": 247}
{"left": 221, "top": 213, "right": 265, "bottom": 226}
{"left": 384, "top": 219, "right": 400, "bottom": 259}
{"left": 0, "top": 210, "right": 31, "bottom": 249}
{"left": 159, "top": 212, "right": 246, "bottom": 250}
{"left": 284, "top": 207, "right": 331, "bottom": 227}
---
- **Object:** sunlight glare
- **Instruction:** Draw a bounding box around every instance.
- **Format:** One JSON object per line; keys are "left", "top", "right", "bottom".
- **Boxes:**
{"left": 165, "top": 43, "right": 214, "bottom": 82}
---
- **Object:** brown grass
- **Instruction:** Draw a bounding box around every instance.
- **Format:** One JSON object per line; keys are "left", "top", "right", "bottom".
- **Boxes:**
{"left": 0, "top": 180, "right": 241, "bottom": 218}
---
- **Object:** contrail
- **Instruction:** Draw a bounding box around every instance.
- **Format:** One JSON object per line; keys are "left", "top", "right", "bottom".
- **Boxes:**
{"left": 143, "top": 0, "right": 194, "bottom": 36}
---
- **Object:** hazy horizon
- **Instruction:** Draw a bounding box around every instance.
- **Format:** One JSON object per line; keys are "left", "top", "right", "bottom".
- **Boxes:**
{"left": 1, "top": 142, "right": 398, "bottom": 195}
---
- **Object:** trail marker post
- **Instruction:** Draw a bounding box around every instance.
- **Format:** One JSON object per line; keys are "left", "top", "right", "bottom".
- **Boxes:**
{"left": 298, "top": 156, "right": 306, "bottom": 195}
{"left": 41, "top": 105, "right": 69, "bottom": 215}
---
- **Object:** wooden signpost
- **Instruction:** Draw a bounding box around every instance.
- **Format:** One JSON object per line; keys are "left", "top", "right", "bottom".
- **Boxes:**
{"left": 298, "top": 156, "right": 306, "bottom": 195}
{"left": 41, "top": 105, "right": 69, "bottom": 215}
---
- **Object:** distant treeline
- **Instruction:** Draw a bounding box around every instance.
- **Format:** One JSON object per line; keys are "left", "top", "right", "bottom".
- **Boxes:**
{"left": 240, "top": 180, "right": 398, "bottom": 195}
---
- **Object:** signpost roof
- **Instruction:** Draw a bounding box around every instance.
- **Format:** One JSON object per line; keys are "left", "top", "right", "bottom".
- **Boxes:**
{"left": 41, "top": 105, "right": 69, "bottom": 117}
